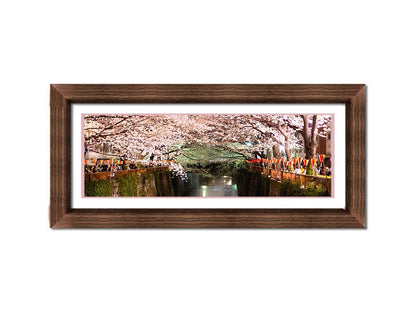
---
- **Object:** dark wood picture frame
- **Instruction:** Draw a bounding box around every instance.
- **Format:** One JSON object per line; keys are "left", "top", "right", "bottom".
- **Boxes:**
{"left": 50, "top": 84, "right": 366, "bottom": 228}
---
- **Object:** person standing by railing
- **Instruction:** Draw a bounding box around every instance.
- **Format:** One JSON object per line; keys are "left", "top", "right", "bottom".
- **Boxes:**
{"left": 326, "top": 167, "right": 331, "bottom": 176}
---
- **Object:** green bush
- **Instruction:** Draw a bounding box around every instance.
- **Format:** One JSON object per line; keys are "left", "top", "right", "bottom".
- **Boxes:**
{"left": 304, "top": 182, "right": 329, "bottom": 196}
{"left": 279, "top": 180, "right": 303, "bottom": 196}
{"left": 85, "top": 179, "right": 112, "bottom": 197}
{"left": 117, "top": 174, "right": 138, "bottom": 196}
{"left": 279, "top": 180, "right": 329, "bottom": 196}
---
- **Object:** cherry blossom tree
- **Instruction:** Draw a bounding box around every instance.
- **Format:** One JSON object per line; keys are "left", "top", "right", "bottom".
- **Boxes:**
{"left": 242, "top": 114, "right": 331, "bottom": 160}
{"left": 84, "top": 113, "right": 331, "bottom": 164}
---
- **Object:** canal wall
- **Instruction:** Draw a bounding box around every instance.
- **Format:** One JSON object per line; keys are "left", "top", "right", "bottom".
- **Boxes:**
{"left": 249, "top": 165, "right": 332, "bottom": 195}
{"left": 234, "top": 169, "right": 270, "bottom": 196}
{"left": 84, "top": 167, "right": 175, "bottom": 197}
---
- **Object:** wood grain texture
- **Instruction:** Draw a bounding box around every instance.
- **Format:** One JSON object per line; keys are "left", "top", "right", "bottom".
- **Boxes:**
{"left": 50, "top": 86, "right": 71, "bottom": 227}
{"left": 53, "top": 209, "right": 363, "bottom": 228}
{"left": 346, "top": 86, "right": 366, "bottom": 226}
{"left": 50, "top": 84, "right": 366, "bottom": 228}
{"left": 52, "top": 84, "right": 364, "bottom": 103}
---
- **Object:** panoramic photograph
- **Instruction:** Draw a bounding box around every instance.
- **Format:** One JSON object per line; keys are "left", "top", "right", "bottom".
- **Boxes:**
{"left": 83, "top": 113, "right": 333, "bottom": 197}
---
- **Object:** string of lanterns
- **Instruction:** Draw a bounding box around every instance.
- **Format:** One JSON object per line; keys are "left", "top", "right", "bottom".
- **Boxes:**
{"left": 84, "top": 154, "right": 327, "bottom": 169}
{"left": 246, "top": 154, "right": 326, "bottom": 167}
{"left": 84, "top": 158, "right": 177, "bottom": 166}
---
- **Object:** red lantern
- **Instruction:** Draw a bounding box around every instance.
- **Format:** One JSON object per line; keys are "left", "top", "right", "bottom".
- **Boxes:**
{"left": 84, "top": 159, "right": 88, "bottom": 165}
{"left": 304, "top": 159, "right": 309, "bottom": 167}
{"left": 93, "top": 158, "right": 97, "bottom": 163}
{"left": 298, "top": 157, "right": 302, "bottom": 164}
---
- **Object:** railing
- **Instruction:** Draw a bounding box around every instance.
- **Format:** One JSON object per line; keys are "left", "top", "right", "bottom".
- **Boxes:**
{"left": 249, "top": 164, "right": 331, "bottom": 192}
{"left": 84, "top": 166, "right": 170, "bottom": 182}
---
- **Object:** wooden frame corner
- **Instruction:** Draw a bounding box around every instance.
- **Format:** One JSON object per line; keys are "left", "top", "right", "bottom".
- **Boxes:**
{"left": 50, "top": 84, "right": 366, "bottom": 228}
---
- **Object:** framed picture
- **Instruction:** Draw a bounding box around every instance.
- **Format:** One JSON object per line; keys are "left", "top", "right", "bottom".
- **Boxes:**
{"left": 50, "top": 84, "right": 366, "bottom": 228}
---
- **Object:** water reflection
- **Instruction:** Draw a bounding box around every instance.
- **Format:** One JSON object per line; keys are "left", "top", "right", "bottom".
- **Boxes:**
{"left": 185, "top": 173, "right": 238, "bottom": 197}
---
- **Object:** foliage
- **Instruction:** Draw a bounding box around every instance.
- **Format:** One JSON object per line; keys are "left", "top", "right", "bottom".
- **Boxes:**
{"left": 279, "top": 180, "right": 329, "bottom": 196}
{"left": 117, "top": 174, "right": 138, "bottom": 196}
{"left": 85, "top": 179, "right": 112, "bottom": 197}
{"left": 186, "top": 160, "right": 249, "bottom": 177}
{"left": 176, "top": 145, "right": 246, "bottom": 165}
{"left": 304, "top": 182, "right": 329, "bottom": 196}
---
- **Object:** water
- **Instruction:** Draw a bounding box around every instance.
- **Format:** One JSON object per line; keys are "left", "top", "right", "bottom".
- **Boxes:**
{"left": 170, "top": 170, "right": 270, "bottom": 197}
{"left": 182, "top": 173, "right": 239, "bottom": 197}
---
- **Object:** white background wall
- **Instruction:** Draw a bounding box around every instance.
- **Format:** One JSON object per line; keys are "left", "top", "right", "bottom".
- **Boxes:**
{"left": 1, "top": 1, "right": 414, "bottom": 311}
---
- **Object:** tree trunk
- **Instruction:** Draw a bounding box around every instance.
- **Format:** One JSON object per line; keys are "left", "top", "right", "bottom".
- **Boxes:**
{"left": 284, "top": 141, "right": 291, "bottom": 161}
{"left": 302, "top": 114, "right": 318, "bottom": 160}
{"left": 310, "top": 115, "right": 318, "bottom": 159}
{"left": 136, "top": 150, "right": 146, "bottom": 160}
{"left": 266, "top": 148, "right": 272, "bottom": 160}
{"left": 272, "top": 144, "right": 281, "bottom": 159}
{"left": 308, "top": 138, "right": 317, "bottom": 160}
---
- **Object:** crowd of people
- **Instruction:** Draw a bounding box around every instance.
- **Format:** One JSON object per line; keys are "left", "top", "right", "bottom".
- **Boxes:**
{"left": 84, "top": 159, "right": 171, "bottom": 174}
{"left": 292, "top": 165, "right": 331, "bottom": 176}
{"left": 253, "top": 158, "right": 332, "bottom": 177}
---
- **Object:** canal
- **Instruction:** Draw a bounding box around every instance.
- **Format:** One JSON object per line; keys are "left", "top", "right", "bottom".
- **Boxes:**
{"left": 183, "top": 173, "right": 239, "bottom": 197}
{"left": 172, "top": 170, "right": 270, "bottom": 197}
